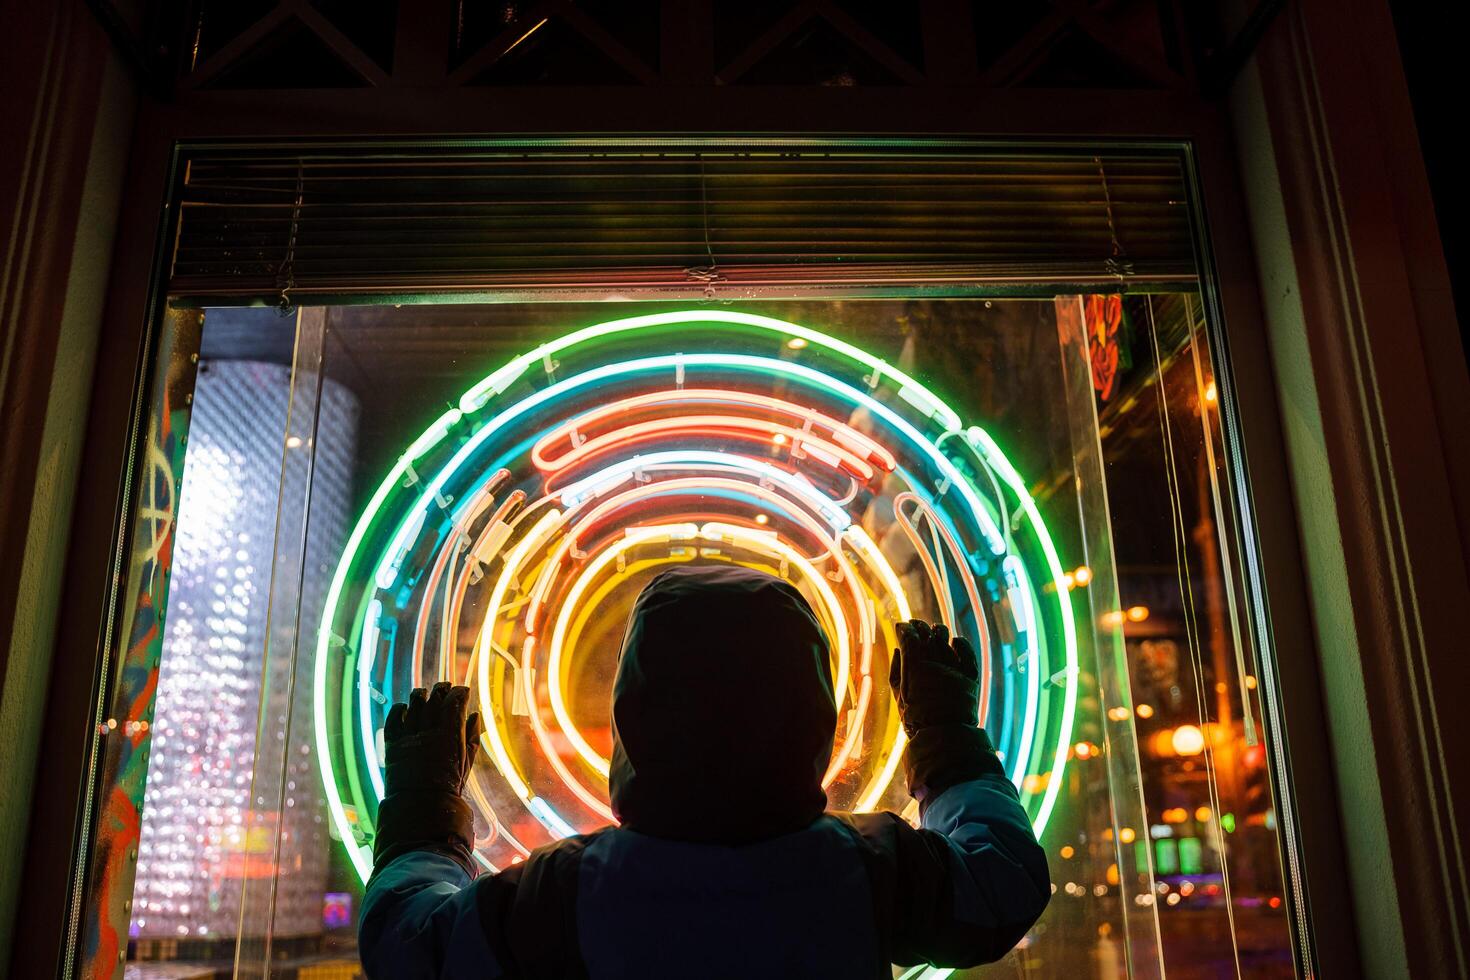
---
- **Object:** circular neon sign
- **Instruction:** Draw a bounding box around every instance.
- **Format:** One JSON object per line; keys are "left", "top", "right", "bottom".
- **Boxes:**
{"left": 314, "top": 311, "right": 1078, "bottom": 883}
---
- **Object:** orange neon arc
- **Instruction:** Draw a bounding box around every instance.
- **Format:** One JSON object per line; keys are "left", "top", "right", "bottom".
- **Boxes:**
{"left": 531, "top": 388, "right": 898, "bottom": 476}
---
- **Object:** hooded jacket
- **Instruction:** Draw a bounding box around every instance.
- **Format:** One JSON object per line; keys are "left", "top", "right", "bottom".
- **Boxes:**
{"left": 609, "top": 565, "right": 836, "bottom": 844}
{"left": 360, "top": 565, "right": 1050, "bottom": 979}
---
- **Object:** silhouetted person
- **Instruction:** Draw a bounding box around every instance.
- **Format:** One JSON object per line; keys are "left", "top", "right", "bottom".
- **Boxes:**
{"left": 360, "top": 565, "right": 1049, "bottom": 978}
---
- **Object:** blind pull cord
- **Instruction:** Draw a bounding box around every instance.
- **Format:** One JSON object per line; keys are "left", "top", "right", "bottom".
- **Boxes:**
{"left": 685, "top": 153, "right": 724, "bottom": 297}
{"left": 277, "top": 161, "right": 304, "bottom": 315}
{"left": 1097, "top": 156, "right": 1135, "bottom": 290}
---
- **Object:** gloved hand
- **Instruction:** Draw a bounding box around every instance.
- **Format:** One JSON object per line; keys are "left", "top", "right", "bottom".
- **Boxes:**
{"left": 372, "top": 682, "right": 484, "bottom": 877}
{"left": 890, "top": 620, "right": 1004, "bottom": 810}
{"left": 384, "top": 682, "right": 482, "bottom": 798}
{"left": 891, "top": 620, "right": 979, "bottom": 735}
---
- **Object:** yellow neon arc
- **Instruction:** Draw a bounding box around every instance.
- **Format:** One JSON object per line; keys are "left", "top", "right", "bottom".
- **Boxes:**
{"left": 486, "top": 467, "right": 907, "bottom": 826}
{"left": 542, "top": 521, "right": 853, "bottom": 780}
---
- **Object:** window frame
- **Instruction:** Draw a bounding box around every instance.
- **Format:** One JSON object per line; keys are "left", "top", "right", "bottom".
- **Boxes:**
{"left": 20, "top": 132, "right": 1345, "bottom": 980}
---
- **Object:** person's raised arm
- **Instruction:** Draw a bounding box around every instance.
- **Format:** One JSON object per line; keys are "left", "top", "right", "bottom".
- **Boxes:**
{"left": 851, "top": 620, "right": 1051, "bottom": 968}
{"left": 357, "top": 682, "right": 503, "bottom": 979}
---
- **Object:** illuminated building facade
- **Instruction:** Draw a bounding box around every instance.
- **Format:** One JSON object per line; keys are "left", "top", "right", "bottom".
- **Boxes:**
{"left": 130, "top": 361, "right": 356, "bottom": 942}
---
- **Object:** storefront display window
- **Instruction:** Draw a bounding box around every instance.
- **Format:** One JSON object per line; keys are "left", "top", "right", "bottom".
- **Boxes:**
{"left": 82, "top": 146, "right": 1296, "bottom": 979}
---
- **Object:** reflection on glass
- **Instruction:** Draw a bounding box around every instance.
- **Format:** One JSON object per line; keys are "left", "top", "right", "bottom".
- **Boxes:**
{"left": 320, "top": 310, "right": 1084, "bottom": 883}
{"left": 1081, "top": 293, "right": 1293, "bottom": 979}
{"left": 120, "top": 297, "right": 1291, "bottom": 979}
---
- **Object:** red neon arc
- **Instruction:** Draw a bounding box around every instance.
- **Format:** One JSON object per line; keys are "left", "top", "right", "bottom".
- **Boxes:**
{"left": 530, "top": 388, "right": 897, "bottom": 475}
{"left": 893, "top": 491, "right": 992, "bottom": 717}
{"left": 539, "top": 414, "right": 878, "bottom": 487}
{"left": 411, "top": 482, "right": 495, "bottom": 689}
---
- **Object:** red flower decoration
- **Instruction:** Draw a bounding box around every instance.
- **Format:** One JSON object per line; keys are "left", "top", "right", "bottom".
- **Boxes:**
{"left": 1086, "top": 294, "right": 1124, "bottom": 401}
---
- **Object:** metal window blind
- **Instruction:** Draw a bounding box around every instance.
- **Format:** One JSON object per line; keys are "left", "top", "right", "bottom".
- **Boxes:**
{"left": 169, "top": 145, "right": 1197, "bottom": 303}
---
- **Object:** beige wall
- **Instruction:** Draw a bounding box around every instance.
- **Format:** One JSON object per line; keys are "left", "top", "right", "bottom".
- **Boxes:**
{"left": 0, "top": 2, "right": 135, "bottom": 971}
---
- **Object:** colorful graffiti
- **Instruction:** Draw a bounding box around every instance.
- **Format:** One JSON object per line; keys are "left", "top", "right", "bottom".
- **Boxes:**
{"left": 77, "top": 308, "right": 202, "bottom": 980}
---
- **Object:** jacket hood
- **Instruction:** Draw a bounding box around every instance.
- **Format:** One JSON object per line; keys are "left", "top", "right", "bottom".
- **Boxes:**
{"left": 608, "top": 564, "right": 836, "bottom": 844}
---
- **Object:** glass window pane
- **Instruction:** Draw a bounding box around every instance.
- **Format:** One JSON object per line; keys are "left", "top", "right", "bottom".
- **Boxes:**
{"left": 99, "top": 164, "right": 1295, "bottom": 980}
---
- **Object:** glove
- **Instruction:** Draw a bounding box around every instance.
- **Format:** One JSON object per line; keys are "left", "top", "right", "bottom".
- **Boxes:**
{"left": 372, "top": 681, "right": 484, "bottom": 877}
{"left": 890, "top": 620, "right": 1004, "bottom": 810}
